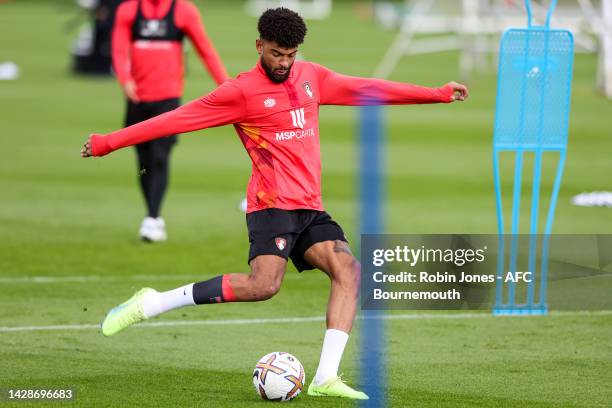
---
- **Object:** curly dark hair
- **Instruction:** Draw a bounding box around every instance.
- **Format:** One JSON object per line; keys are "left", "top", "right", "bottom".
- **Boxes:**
{"left": 257, "top": 7, "right": 307, "bottom": 48}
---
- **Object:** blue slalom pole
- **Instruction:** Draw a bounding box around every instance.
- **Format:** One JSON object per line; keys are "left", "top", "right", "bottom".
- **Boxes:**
{"left": 525, "top": 0, "right": 533, "bottom": 27}
{"left": 493, "top": 149, "right": 506, "bottom": 313}
{"left": 508, "top": 151, "right": 524, "bottom": 308}
{"left": 544, "top": 0, "right": 558, "bottom": 28}
{"left": 359, "top": 102, "right": 386, "bottom": 407}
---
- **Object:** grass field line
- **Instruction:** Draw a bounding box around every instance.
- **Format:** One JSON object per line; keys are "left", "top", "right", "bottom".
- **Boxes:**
{"left": 0, "top": 275, "right": 223, "bottom": 284}
{"left": 0, "top": 274, "right": 306, "bottom": 284}
{"left": 1, "top": 311, "right": 610, "bottom": 333}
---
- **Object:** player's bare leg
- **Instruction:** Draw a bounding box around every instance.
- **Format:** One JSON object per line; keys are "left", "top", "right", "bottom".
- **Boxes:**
{"left": 303, "top": 240, "right": 368, "bottom": 400}
{"left": 224, "top": 255, "right": 287, "bottom": 301}
{"left": 304, "top": 240, "right": 359, "bottom": 333}
{"left": 101, "top": 255, "right": 286, "bottom": 336}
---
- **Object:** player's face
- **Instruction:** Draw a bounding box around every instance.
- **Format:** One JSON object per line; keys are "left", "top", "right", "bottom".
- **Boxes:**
{"left": 257, "top": 39, "right": 298, "bottom": 83}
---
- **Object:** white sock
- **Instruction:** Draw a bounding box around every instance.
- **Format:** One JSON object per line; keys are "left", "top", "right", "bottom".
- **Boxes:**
{"left": 142, "top": 283, "right": 196, "bottom": 318}
{"left": 313, "top": 329, "right": 349, "bottom": 385}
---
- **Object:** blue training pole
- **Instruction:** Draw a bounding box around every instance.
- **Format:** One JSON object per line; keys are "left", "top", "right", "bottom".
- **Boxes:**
{"left": 359, "top": 103, "right": 386, "bottom": 407}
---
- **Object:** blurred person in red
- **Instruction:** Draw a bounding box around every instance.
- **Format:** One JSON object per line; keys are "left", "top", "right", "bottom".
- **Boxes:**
{"left": 113, "top": 0, "right": 228, "bottom": 241}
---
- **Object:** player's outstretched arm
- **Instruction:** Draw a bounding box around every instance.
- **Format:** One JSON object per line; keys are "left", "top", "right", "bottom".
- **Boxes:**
{"left": 311, "top": 63, "right": 468, "bottom": 106}
{"left": 80, "top": 81, "right": 245, "bottom": 158}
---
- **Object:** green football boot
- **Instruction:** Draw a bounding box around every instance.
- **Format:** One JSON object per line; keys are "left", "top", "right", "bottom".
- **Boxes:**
{"left": 101, "top": 288, "right": 156, "bottom": 336}
{"left": 307, "top": 376, "right": 369, "bottom": 400}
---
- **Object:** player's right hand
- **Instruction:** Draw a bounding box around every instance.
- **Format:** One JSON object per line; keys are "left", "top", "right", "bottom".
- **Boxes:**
{"left": 80, "top": 138, "right": 93, "bottom": 158}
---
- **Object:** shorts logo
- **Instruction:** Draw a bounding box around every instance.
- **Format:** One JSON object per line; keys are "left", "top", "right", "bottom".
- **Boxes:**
{"left": 264, "top": 98, "right": 276, "bottom": 108}
{"left": 302, "top": 81, "right": 313, "bottom": 98}
{"left": 290, "top": 108, "right": 306, "bottom": 129}
{"left": 275, "top": 237, "right": 287, "bottom": 251}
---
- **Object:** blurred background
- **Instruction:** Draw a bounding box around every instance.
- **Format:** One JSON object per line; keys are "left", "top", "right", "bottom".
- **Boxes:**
{"left": 1, "top": 0, "right": 610, "bottom": 244}
{"left": 0, "top": 1, "right": 610, "bottom": 406}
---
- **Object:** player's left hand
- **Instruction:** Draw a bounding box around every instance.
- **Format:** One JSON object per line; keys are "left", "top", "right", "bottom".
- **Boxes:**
{"left": 81, "top": 138, "right": 93, "bottom": 158}
{"left": 446, "top": 81, "right": 469, "bottom": 101}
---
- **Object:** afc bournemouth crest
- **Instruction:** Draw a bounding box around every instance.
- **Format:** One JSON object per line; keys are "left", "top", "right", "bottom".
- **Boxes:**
{"left": 302, "top": 81, "right": 313, "bottom": 98}
{"left": 275, "top": 237, "right": 287, "bottom": 251}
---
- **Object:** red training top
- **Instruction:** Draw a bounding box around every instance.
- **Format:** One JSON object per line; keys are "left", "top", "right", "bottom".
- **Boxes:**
{"left": 90, "top": 61, "right": 454, "bottom": 213}
{"left": 112, "top": 0, "right": 228, "bottom": 101}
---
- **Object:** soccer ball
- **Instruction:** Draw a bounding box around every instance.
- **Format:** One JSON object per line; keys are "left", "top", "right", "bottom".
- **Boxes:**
{"left": 252, "top": 352, "right": 305, "bottom": 401}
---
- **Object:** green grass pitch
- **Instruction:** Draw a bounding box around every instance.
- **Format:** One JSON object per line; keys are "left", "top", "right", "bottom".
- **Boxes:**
{"left": 1, "top": 0, "right": 611, "bottom": 406}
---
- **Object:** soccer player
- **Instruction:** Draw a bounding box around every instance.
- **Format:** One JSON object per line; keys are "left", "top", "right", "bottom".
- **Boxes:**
{"left": 82, "top": 8, "right": 468, "bottom": 399}
{"left": 112, "top": 0, "right": 228, "bottom": 241}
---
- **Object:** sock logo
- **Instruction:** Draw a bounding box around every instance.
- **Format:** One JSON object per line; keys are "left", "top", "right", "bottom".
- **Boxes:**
{"left": 275, "top": 237, "right": 287, "bottom": 251}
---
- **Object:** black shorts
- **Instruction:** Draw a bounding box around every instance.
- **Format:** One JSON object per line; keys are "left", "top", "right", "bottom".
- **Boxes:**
{"left": 125, "top": 97, "right": 180, "bottom": 146}
{"left": 247, "top": 209, "right": 348, "bottom": 272}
